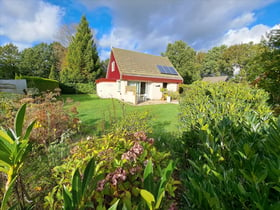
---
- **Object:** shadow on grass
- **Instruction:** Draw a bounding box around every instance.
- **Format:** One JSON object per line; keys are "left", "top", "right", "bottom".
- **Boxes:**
{"left": 62, "top": 94, "right": 100, "bottom": 102}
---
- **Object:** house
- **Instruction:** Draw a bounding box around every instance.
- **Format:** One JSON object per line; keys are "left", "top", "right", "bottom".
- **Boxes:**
{"left": 96, "top": 48, "right": 183, "bottom": 104}
{"left": 202, "top": 76, "right": 229, "bottom": 83}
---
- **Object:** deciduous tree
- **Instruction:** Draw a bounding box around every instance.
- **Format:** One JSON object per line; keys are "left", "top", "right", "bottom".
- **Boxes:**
{"left": 0, "top": 43, "right": 20, "bottom": 79}
{"left": 162, "top": 40, "right": 199, "bottom": 84}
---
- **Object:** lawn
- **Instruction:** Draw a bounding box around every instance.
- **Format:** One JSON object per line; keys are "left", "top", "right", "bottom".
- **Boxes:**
{"left": 63, "top": 94, "right": 180, "bottom": 135}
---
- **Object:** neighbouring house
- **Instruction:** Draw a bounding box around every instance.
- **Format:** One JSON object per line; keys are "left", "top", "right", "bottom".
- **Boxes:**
{"left": 96, "top": 47, "right": 183, "bottom": 104}
{"left": 202, "top": 76, "right": 229, "bottom": 83}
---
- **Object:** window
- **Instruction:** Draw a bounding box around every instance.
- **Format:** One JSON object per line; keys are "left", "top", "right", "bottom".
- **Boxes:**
{"left": 111, "top": 61, "right": 115, "bottom": 72}
{"left": 163, "top": 83, "right": 167, "bottom": 89}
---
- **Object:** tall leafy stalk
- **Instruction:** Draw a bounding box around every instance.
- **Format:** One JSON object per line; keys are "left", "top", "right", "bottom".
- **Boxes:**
{"left": 0, "top": 104, "right": 35, "bottom": 209}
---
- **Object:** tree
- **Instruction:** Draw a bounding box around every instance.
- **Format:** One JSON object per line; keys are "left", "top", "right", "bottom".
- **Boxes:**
{"left": 50, "top": 42, "right": 67, "bottom": 78}
{"left": 162, "top": 40, "right": 199, "bottom": 84}
{"left": 18, "top": 43, "right": 55, "bottom": 78}
{"left": 60, "top": 16, "right": 101, "bottom": 83}
{"left": 201, "top": 45, "right": 227, "bottom": 76}
{"left": 222, "top": 43, "right": 264, "bottom": 80}
{"left": 255, "top": 29, "right": 280, "bottom": 104}
{"left": 0, "top": 43, "right": 20, "bottom": 79}
{"left": 49, "top": 64, "right": 58, "bottom": 80}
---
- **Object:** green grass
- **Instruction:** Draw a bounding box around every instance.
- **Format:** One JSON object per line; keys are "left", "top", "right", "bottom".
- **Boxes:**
{"left": 63, "top": 94, "right": 180, "bottom": 135}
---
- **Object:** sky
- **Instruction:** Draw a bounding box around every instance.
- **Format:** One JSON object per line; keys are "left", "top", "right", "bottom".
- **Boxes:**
{"left": 0, "top": 0, "right": 280, "bottom": 60}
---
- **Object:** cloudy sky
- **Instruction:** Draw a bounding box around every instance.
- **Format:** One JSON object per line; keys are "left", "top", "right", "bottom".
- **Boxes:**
{"left": 0, "top": 0, "right": 279, "bottom": 60}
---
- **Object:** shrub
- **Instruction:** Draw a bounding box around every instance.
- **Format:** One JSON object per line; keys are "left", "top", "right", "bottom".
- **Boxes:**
{"left": 21, "top": 90, "right": 80, "bottom": 145}
{"left": 16, "top": 75, "right": 59, "bottom": 92}
{"left": 177, "top": 81, "right": 279, "bottom": 209}
{"left": 59, "top": 82, "right": 95, "bottom": 94}
{"left": 45, "top": 132, "right": 177, "bottom": 209}
{"left": 179, "top": 81, "right": 271, "bottom": 132}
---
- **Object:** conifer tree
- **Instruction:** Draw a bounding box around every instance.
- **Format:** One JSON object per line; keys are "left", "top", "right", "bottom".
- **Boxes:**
{"left": 60, "top": 16, "right": 101, "bottom": 83}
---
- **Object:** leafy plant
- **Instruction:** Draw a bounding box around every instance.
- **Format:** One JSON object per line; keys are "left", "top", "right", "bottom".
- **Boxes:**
{"left": 140, "top": 160, "right": 177, "bottom": 210}
{"left": 0, "top": 104, "right": 35, "bottom": 209}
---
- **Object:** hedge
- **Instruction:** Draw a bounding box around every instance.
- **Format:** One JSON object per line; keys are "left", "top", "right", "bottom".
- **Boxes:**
{"left": 15, "top": 76, "right": 59, "bottom": 92}
{"left": 59, "top": 83, "right": 95, "bottom": 94}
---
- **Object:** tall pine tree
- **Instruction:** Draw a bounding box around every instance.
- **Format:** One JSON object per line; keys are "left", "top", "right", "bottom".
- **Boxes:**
{"left": 60, "top": 16, "right": 101, "bottom": 83}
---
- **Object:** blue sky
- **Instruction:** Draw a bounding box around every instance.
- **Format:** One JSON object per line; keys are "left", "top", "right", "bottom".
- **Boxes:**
{"left": 0, "top": 0, "right": 279, "bottom": 60}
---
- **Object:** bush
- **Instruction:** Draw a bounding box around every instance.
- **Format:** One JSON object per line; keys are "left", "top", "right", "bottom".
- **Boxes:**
{"left": 177, "top": 81, "right": 280, "bottom": 209}
{"left": 45, "top": 131, "right": 177, "bottom": 209}
{"left": 16, "top": 75, "right": 59, "bottom": 92}
{"left": 59, "top": 82, "right": 95, "bottom": 94}
{"left": 179, "top": 81, "right": 271, "bottom": 132}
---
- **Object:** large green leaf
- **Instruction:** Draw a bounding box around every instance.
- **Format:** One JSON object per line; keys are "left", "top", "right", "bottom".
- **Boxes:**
{"left": 71, "top": 169, "right": 82, "bottom": 208}
{"left": 14, "top": 104, "right": 27, "bottom": 139}
{"left": 63, "top": 186, "right": 73, "bottom": 210}
{"left": 23, "top": 120, "right": 36, "bottom": 140}
{"left": 108, "top": 199, "right": 120, "bottom": 210}
{"left": 81, "top": 157, "right": 95, "bottom": 195}
{"left": 140, "top": 189, "right": 155, "bottom": 210}
{"left": 156, "top": 160, "right": 174, "bottom": 207}
{"left": 143, "top": 160, "right": 154, "bottom": 195}
{"left": 1, "top": 176, "right": 17, "bottom": 210}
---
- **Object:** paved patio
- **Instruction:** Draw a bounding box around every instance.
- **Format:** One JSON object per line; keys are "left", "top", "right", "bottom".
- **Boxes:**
{"left": 137, "top": 100, "right": 179, "bottom": 106}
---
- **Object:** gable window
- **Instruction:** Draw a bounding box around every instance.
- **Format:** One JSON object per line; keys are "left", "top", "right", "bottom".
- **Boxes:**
{"left": 111, "top": 61, "right": 115, "bottom": 72}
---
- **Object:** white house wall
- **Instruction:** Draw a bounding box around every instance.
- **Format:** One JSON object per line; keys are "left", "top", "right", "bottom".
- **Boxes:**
{"left": 167, "top": 83, "right": 178, "bottom": 92}
{"left": 97, "top": 80, "right": 179, "bottom": 103}
{"left": 96, "top": 82, "right": 121, "bottom": 99}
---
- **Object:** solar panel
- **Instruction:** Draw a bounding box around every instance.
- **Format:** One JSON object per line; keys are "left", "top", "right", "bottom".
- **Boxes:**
{"left": 168, "top": 67, "right": 178, "bottom": 75}
{"left": 157, "top": 65, "right": 178, "bottom": 75}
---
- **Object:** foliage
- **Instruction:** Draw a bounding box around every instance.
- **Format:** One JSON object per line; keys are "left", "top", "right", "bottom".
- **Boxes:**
{"left": 45, "top": 130, "right": 177, "bottom": 209}
{"left": 59, "top": 82, "right": 95, "bottom": 94}
{"left": 60, "top": 15, "right": 101, "bottom": 83}
{"left": 201, "top": 45, "right": 228, "bottom": 76}
{"left": 181, "top": 114, "right": 280, "bottom": 209}
{"left": 177, "top": 81, "right": 280, "bottom": 209}
{"left": 179, "top": 81, "right": 271, "bottom": 131}
{"left": 0, "top": 104, "right": 35, "bottom": 209}
{"left": 20, "top": 90, "right": 80, "bottom": 145}
{"left": 18, "top": 43, "right": 55, "bottom": 78}
{"left": 140, "top": 160, "right": 176, "bottom": 210}
{"left": 0, "top": 43, "right": 20, "bottom": 79}
{"left": 15, "top": 75, "right": 59, "bottom": 93}
{"left": 0, "top": 93, "right": 22, "bottom": 129}
{"left": 162, "top": 40, "right": 200, "bottom": 83}
{"left": 252, "top": 29, "right": 280, "bottom": 104}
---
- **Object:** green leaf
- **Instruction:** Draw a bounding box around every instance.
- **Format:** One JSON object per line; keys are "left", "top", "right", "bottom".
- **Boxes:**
{"left": 140, "top": 189, "right": 155, "bottom": 210}
{"left": 1, "top": 176, "right": 17, "bottom": 210}
{"left": 156, "top": 160, "right": 174, "bottom": 206}
{"left": 81, "top": 157, "right": 95, "bottom": 195}
{"left": 62, "top": 186, "right": 73, "bottom": 210}
{"left": 143, "top": 160, "right": 154, "bottom": 195}
{"left": 71, "top": 169, "right": 82, "bottom": 207}
{"left": 14, "top": 104, "right": 27, "bottom": 139}
{"left": 0, "top": 130, "right": 14, "bottom": 145}
{"left": 23, "top": 120, "right": 36, "bottom": 140}
{"left": 108, "top": 199, "right": 120, "bottom": 210}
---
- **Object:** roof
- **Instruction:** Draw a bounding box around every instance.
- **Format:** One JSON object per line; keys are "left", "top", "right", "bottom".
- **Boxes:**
{"left": 111, "top": 47, "right": 183, "bottom": 82}
{"left": 202, "top": 76, "right": 229, "bottom": 83}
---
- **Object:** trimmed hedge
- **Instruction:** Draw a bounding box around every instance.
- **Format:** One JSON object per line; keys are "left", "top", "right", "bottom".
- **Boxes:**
{"left": 59, "top": 83, "right": 95, "bottom": 94}
{"left": 15, "top": 76, "right": 59, "bottom": 92}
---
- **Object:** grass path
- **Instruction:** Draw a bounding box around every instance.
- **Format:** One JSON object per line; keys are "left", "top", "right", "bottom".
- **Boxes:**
{"left": 64, "top": 94, "right": 180, "bottom": 135}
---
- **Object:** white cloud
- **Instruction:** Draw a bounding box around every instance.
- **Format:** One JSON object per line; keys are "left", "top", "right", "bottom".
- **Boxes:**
{"left": 81, "top": 0, "right": 277, "bottom": 57}
{"left": 220, "top": 24, "right": 272, "bottom": 46}
{"left": 0, "top": 0, "right": 64, "bottom": 43}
